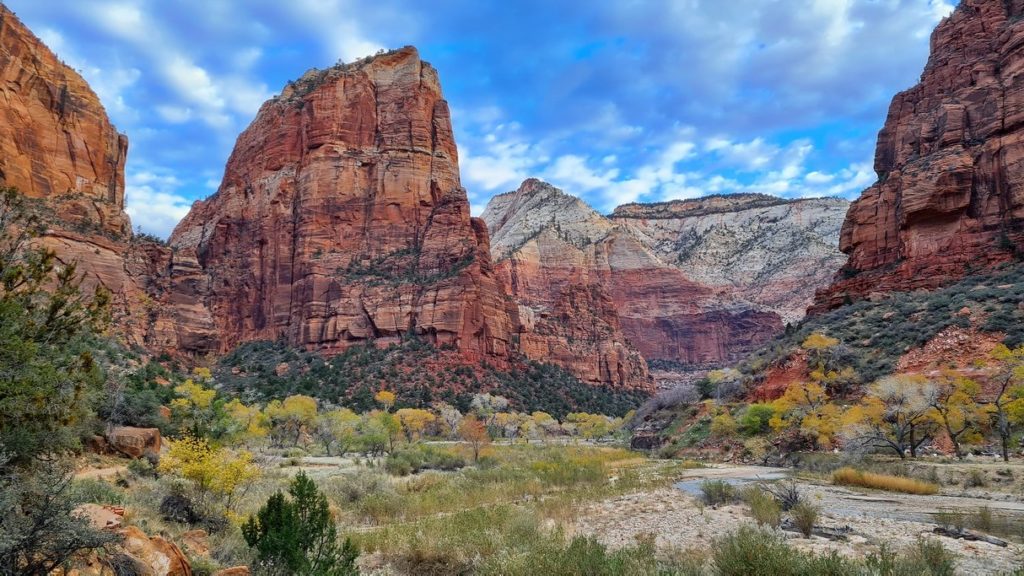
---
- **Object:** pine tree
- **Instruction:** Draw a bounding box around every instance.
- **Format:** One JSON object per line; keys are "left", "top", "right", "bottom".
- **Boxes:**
{"left": 243, "top": 471, "right": 359, "bottom": 575}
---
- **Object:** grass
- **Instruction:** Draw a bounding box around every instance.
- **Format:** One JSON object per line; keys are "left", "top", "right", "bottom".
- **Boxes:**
{"left": 790, "top": 501, "right": 818, "bottom": 538}
{"left": 831, "top": 467, "right": 939, "bottom": 495}
{"left": 741, "top": 486, "right": 781, "bottom": 527}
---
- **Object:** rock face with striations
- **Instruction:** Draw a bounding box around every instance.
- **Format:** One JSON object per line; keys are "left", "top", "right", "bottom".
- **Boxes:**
{"left": 612, "top": 194, "right": 848, "bottom": 325}
{"left": 814, "top": 0, "right": 1024, "bottom": 310}
{"left": 169, "top": 47, "right": 519, "bottom": 363}
{"left": 482, "top": 179, "right": 651, "bottom": 388}
{"left": 483, "top": 181, "right": 845, "bottom": 382}
{"left": 0, "top": 5, "right": 170, "bottom": 347}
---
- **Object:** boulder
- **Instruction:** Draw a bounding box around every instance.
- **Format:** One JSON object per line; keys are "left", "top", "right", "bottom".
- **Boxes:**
{"left": 106, "top": 426, "right": 161, "bottom": 459}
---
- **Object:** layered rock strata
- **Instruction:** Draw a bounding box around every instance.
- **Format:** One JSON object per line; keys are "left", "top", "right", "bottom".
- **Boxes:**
{"left": 814, "top": 0, "right": 1024, "bottom": 310}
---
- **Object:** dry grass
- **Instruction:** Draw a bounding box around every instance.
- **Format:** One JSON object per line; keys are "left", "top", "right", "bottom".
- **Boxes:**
{"left": 831, "top": 467, "right": 939, "bottom": 495}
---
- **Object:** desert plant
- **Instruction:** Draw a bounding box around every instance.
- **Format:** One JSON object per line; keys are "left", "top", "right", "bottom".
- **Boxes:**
{"left": 933, "top": 508, "right": 965, "bottom": 532}
{"left": 972, "top": 506, "right": 993, "bottom": 532}
{"left": 742, "top": 487, "right": 781, "bottom": 528}
{"left": 790, "top": 501, "right": 818, "bottom": 538}
{"left": 711, "top": 526, "right": 803, "bottom": 575}
{"left": 699, "top": 479, "right": 736, "bottom": 506}
{"left": 964, "top": 469, "right": 987, "bottom": 488}
{"left": 831, "top": 467, "right": 939, "bottom": 495}
{"left": 761, "top": 480, "right": 803, "bottom": 511}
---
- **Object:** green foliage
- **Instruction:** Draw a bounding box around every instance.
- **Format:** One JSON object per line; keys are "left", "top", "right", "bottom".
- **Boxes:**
{"left": 384, "top": 445, "right": 466, "bottom": 476}
{"left": 790, "top": 501, "right": 818, "bottom": 538}
{"left": 739, "top": 404, "right": 775, "bottom": 436}
{"left": 0, "top": 187, "right": 111, "bottom": 463}
{"left": 242, "top": 471, "right": 359, "bottom": 575}
{"left": 216, "top": 339, "right": 647, "bottom": 418}
{"left": 68, "top": 478, "right": 125, "bottom": 505}
{"left": 700, "top": 479, "right": 736, "bottom": 506}
{"left": 742, "top": 487, "right": 781, "bottom": 528}
{"left": 0, "top": 457, "right": 118, "bottom": 575}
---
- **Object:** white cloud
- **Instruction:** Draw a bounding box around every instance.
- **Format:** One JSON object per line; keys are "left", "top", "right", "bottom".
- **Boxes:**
{"left": 124, "top": 169, "right": 194, "bottom": 239}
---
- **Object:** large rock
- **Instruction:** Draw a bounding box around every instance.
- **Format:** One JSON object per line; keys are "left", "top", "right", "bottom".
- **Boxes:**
{"left": 168, "top": 47, "right": 519, "bottom": 364}
{"left": 814, "top": 0, "right": 1024, "bottom": 310}
{"left": 106, "top": 426, "right": 161, "bottom": 458}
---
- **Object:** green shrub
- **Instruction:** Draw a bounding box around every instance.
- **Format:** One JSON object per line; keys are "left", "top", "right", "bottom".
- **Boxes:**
{"left": 964, "top": 469, "right": 987, "bottom": 488}
{"left": 742, "top": 487, "right": 781, "bottom": 528}
{"left": 790, "top": 501, "right": 818, "bottom": 538}
{"left": 972, "top": 506, "right": 993, "bottom": 532}
{"left": 739, "top": 404, "right": 775, "bottom": 436}
{"left": 905, "top": 538, "right": 956, "bottom": 576}
{"left": 384, "top": 446, "right": 466, "bottom": 476}
{"left": 68, "top": 478, "right": 125, "bottom": 505}
{"left": 712, "top": 526, "right": 804, "bottom": 576}
{"left": 242, "top": 471, "right": 359, "bottom": 575}
{"left": 700, "top": 479, "right": 736, "bottom": 506}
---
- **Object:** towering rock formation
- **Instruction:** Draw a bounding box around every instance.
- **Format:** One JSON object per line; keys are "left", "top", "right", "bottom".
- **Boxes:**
{"left": 815, "top": 0, "right": 1024, "bottom": 310}
{"left": 0, "top": 4, "right": 164, "bottom": 346}
{"left": 482, "top": 179, "right": 650, "bottom": 388}
{"left": 0, "top": 5, "right": 128, "bottom": 236}
{"left": 169, "top": 48, "right": 519, "bottom": 362}
{"left": 483, "top": 181, "right": 846, "bottom": 383}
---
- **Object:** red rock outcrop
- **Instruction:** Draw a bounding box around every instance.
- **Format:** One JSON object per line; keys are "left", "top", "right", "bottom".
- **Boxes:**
{"left": 0, "top": 5, "right": 128, "bottom": 236}
{"left": 814, "top": 0, "right": 1024, "bottom": 311}
{"left": 0, "top": 5, "right": 173, "bottom": 348}
{"left": 169, "top": 48, "right": 519, "bottom": 363}
{"left": 105, "top": 426, "right": 161, "bottom": 458}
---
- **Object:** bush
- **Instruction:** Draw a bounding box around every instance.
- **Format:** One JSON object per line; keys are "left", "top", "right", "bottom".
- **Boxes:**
{"left": 738, "top": 404, "right": 775, "bottom": 436}
{"left": 700, "top": 479, "right": 736, "bottom": 506}
{"left": 934, "top": 508, "right": 965, "bottom": 532}
{"left": 905, "top": 538, "right": 956, "bottom": 576}
{"left": 712, "top": 526, "right": 805, "bottom": 576}
{"left": 68, "top": 478, "right": 124, "bottom": 505}
{"left": 242, "top": 471, "right": 359, "bottom": 575}
{"left": 790, "top": 501, "right": 818, "bottom": 538}
{"left": 972, "top": 506, "right": 993, "bottom": 532}
{"left": 384, "top": 446, "right": 466, "bottom": 476}
{"left": 964, "top": 469, "right": 987, "bottom": 488}
{"left": 325, "top": 469, "right": 394, "bottom": 504}
{"left": 831, "top": 467, "right": 939, "bottom": 495}
{"left": 742, "top": 487, "right": 781, "bottom": 528}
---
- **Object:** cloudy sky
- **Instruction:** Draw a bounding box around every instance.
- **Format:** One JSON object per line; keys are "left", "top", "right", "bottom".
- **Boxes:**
{"left": 8, "top": 0, "right": 956, "bottom": 238}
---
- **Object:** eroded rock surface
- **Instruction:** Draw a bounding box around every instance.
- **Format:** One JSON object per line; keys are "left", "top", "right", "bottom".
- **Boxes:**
{"left": 815, "top": 0, "right": 1024, "bottom": 310}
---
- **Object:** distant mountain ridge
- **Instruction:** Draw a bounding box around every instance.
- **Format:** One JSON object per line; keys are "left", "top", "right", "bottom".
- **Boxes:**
{"left": 482, "top": 179, "right": 848, "bottom": 384}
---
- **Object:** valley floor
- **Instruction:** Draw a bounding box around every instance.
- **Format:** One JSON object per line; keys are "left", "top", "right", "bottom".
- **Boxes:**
{"left": 578, "top": 463, "right": 1024, "bottom": 575}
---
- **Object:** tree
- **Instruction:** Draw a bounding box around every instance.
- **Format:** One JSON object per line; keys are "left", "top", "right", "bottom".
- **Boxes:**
{"left": 170, "top": 378, "right": 219, "bottom": 437}
{"left": 242, "top": 471, "right": 358, "bottom": 575}
{"left": 841, "top": 375, "right": 937, "bottom": 458}
{"left": 0, "top": 188, "right": 111, "bottom": 462}
{"left": 494, "top": 411, "right": 528, "bottom": 441}
{"left": 223, "top": 398, "right": 270, "bottom": 443}
{"left": 157, "top": 436, "right": 260, "bottom": 512}
{"left": 926, "top": 372, "right": 986, "bottom": 460}
{"left": 458, "top": 414, "right": 490, "bottom": 462}
{"left": 265, "top": 395, "right": 319, "bottom": 447}
{"left": 373, "top": 390, "right": 395, "bottom": 413}
{"left": 989, "top": 345, "right": 1024, "bottom": 461}
{"left": 395, "top": 408, "right": 435, "bottom": 442}
{"left": 470, "top": 393, "right": 509, "bottom": 427}
{"left": 314, "top": 408, "right": 360, "bottom": 456}
{"left": 433, "top": 401, "right": 462, "bottom": 439}
{"left": 373, "top": 411, "right": 402, "bottom": 452}
{"left": 738, "top": 404, "right": 775, "bottom": 436}
{"left": 531, "top": 411, "right": 559, "bottom": 443}
{"left": 0, "top": 454, "right": 117, "bottom": 575}
{"left": 769, "top": 381, "right": 841, "bottom": 449}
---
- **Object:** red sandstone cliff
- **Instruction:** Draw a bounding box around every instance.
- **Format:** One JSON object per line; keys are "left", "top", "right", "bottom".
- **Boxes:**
{"left": 814, "top": 0, "right": 1024, "bottom": 310}
{"left": 169, "top": 48, "right": 519, "bottom": 363}
{"left": 0, "top": 4, "right": 169, "bottom": 346}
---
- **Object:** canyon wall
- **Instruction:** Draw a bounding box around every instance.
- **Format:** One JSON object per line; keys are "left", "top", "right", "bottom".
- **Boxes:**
{"left": 814, "top": 0, "right": 1024, "bottom": 310}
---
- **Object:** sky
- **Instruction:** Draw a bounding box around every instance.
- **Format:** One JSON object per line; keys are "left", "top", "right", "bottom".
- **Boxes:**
{"left": 7, "top": 0, "right": 957, "bottom": 238}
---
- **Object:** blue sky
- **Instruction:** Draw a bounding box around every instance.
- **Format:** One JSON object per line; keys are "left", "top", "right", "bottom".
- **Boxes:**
{"left": 7, "top": 0, "right": 956, "bottom": 238}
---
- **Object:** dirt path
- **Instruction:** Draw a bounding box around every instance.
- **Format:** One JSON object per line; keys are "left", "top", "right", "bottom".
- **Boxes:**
{"left": 577, "top": 465, "right": 1024, "bottom": 575}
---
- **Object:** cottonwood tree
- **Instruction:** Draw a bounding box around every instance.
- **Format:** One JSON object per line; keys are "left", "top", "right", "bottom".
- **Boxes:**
{"left": 769, "top": 381, "right": 841, "bottom": 449}
{"left": 458, "top": 414, "right": 490, "bottom": 462}
{"left": 989, "top": 345, "right": 1024, "bottom": 462}
{"left": 926, "top": 372, "right": 987, "bottom": 460}
{"left": 841, "top": 375, "right": 937, "bottom": 458}
{"left": 265, "top": 395, "right": 318, "bottom": 447}
{"left": 313, "top": 408, "right": 360, "bottom": 456}
{"left": 395, "top": 408, "right": 435, "bottom": 442}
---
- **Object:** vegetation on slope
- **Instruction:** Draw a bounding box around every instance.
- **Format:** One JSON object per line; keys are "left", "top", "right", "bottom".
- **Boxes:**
{"left": 215, "top": 339, "right": 648, "bottom": 418}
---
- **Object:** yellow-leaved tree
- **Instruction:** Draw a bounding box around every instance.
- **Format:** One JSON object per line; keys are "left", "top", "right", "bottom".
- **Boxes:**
{"left": 396, "top": 408, "right": 436, "bottom": 442}
{"left": 157, "top": 436, "right": 260, "bottom": 512}
{"left": 769, "top": 381, "right": 841, "bottom": 449}
{"left": 264, "top": 395, "right": 318, "bottom": 448}
{"left": 313, "top": 408, "right": 361, "bottom": 456}
{"left": 170, "top": 378, "right": 218, "bottom": 437}
{"left": 925, "top": 371, "right": 987, "bottom": 460}
{"left": 989, "top": 344, "right": 1024, "bottom": 461}
{"left": 841, "top": 375, "right": 937, "bottom": 459}
{"left": 374, "top": 390, "right": 396, "bottom": 413}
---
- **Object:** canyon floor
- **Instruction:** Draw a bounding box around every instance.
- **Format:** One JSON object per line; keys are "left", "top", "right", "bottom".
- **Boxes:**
{"left": 578, "top": 462, "right": 1024, "bottom": 575}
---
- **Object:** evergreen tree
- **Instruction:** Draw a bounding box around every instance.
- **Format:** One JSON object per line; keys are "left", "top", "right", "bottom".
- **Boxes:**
{"left": 243, "top": 471, "right": 358, "bottom": 575}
